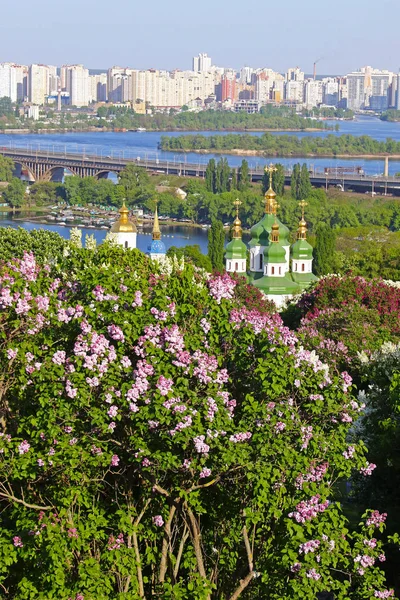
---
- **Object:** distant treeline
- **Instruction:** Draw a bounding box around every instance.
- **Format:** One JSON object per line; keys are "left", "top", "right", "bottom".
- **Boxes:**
{"left": 97, "top": 106, "right": 330, "bottom": 131}
{"left": 159, "top": 132, "right": 400, "bottom": 156}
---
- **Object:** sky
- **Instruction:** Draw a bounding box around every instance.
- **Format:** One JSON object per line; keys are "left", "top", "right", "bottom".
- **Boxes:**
{"left": 1, "top": 0, "right": 399, "bottom": 74}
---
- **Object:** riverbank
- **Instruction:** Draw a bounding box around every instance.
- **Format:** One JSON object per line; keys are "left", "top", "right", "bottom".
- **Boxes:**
{"left": 0, "top": 126, "right": 329, "bottom": 135}
{"left": 162, "top": 147, "right": 400, "bottom": 159}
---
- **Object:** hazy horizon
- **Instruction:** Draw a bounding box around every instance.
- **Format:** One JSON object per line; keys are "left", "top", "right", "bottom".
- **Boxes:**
{"left": 1, "top": 0, "right": 399, "bottom": 74}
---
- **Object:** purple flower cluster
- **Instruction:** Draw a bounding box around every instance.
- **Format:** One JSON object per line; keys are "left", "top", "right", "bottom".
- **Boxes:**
{"left": 289, "top": 495, "right": 329, "bottom": 523}
{"left": 299, "top": 539, "right": 320, "bottom": 554}
{"left": 207, "top": 273, "right": 236, "bottom": 304}
{"left": 366, "top": 511, "right": 387, "bottom": 528}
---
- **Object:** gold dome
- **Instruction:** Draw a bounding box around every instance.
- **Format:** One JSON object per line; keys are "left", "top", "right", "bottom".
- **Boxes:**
{"left": 110, "top": 202, "right": 137, "bottom": 233}
{"left": 264, "top": 187, "right": 276, "bottom": 214}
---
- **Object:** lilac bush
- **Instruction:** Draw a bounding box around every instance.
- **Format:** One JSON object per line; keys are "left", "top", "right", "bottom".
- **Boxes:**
{"left": 0, "top": 248, "right": 397, "bottom": 599}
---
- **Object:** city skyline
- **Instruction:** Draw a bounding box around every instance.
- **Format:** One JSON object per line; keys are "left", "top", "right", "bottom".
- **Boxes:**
{"left": 1, "top": 0, "right": 400, "bottom": 73}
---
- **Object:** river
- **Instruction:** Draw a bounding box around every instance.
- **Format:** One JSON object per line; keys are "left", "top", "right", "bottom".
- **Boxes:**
{"left": 0, "top": 214, "right": 210, "bottom": 253}
{"left": 2, "top": 115, "right": 400, "bottom": 175}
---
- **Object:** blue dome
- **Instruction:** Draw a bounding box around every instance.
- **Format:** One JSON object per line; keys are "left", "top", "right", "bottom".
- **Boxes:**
{"left": 149, "top": 239, "right": 166, "bottom": 254}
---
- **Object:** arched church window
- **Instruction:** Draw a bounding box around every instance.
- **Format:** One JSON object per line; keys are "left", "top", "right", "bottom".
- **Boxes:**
{"left": 271, "top": 266, "right": 275, "bottom": 275}
{"left": 259, "top": 255, "right": 263, "bottom": 269}
{"left": 125, "top": 241, "right": 128, "bottom": 249}
{"left": 235, "top": 262, "right": 238, "bottom": 271}
{"left": 302, "top": 263, "right": 305, "bottom": 272}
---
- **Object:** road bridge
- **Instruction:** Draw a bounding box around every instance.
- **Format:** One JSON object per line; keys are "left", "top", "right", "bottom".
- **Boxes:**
{"left": 1, "top": 147, "right": 400, "bottom": 195}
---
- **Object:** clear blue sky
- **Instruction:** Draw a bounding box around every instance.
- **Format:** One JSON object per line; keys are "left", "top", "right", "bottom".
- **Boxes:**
{"left": 1, "top": 0, "right": 399, "bottom": 74}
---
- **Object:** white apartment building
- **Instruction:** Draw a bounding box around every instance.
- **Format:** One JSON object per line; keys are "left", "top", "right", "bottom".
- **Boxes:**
{"left": 347, "top": 67, "right": 393, "bottom": 110}
{"left": 322, "top": 78, "right": 339, "bottom": 105}
{"left": 0, "top": 63, "right": 18, "bottom": 102}
{"left": 286, "top": 67, "right": 304, "bottom": 82}
{"left": 64, "top": 65, "right": 90, "bottom": 106}
{"left": 89, "top": 73, "right": 107, "bottom": 102}
{"left": 239, "top": 66, "right": 253, "bottom": 84}
{"left": 304, "top": 79, "right": 323, "bottom": 108}
{"left": 29, "top": 64, "right": 50, "bottom": 105}
{"left": 192, "top": 53, "right": 212, "bottom": 73}
{"left": 285, "top": 80, "right": 304, "bottom": 103}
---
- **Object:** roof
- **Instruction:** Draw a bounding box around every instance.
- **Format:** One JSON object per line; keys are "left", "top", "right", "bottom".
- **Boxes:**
{"left": 292, "top": 238, "right": 313, "bottom": 260}
{"left": 149, "top": 239, "right": 166, "bottom": 254}
{"left": 249, "top": 213, "right": 290, "bottom": 247}
{"left": 225, "top": 238, "right": 247, "bottom": 260}
{"left": 253, "top": 274, "right": 301, "bottom": 295}
{"left": 264, "top": 242, "right": 286, "bottom": 263}
{"left": 110, "top": 203, "right": 137, "bottom": 233}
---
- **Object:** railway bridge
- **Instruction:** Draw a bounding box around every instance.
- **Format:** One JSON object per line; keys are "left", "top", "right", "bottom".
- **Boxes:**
{"left": 1, "top": 147, "right": 400, "bottom": 195}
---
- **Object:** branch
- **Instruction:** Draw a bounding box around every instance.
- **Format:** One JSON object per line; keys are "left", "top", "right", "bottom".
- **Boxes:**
{"left": 242, "top": 526, "right": 253, "bottom": 572}
{"left": 159, "top": 504, "right": 177, "bottom": 583}
{"left": 0, "top": 490, "right": 52, "bottom": 511}
{"left": 132, "top": 499, "right": 151, "bottom": 598}
{"left": 173, "top": 525, "right": 189, "bottom": 580}
{"left": 186, "top": 505, "right": 209, "bottom": 586}
{"left": 228, "top": 571, "right": 255, "bottom": 600}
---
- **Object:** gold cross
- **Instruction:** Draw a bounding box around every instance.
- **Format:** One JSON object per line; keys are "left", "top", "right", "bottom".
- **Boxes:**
{"left": 298, "top": 200, "right": 308, "bottom": 220}
{"left": 233, "top": 198, "right": 242, "bottom": 217}
{"left": 265, "top": 163, "right": 278, "bottom": 188}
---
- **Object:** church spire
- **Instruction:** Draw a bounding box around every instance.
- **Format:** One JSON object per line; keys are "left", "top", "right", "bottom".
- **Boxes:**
{"left": 232, "top": 199, "right": 243, "bottom": 239}
{"left": 264, "top": 163, "right": 277, "bottom": 214}
{"left": 297, "top": 200, "right": 308, "bottom": 240}
{"left": 152, "top": 201, "right": 161, "bottom": 241}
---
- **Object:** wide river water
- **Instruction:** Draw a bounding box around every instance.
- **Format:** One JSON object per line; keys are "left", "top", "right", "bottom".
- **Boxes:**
{"left": 2, "top": 115, "right": 400, "bottom": 176}
{"left": 1, "top": 115, "right": 400, "bottom": 249}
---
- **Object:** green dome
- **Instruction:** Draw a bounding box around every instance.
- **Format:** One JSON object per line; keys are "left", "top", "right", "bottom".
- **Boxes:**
{"left": 249, "top": 214, "right": 290, "bottom": 248}
{"left": 225, "top": 238, "right": 247, "bottom": 260}
{"left": 264, "top": 242, "right": 286, "bottom": 264}
{"left": 292, "top": 238, "right": 313, "bottom": 260}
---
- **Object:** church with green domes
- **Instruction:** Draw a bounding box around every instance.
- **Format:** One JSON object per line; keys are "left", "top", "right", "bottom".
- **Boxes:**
{"left": 225, "top": 165, "right": 317, "bottom": 309}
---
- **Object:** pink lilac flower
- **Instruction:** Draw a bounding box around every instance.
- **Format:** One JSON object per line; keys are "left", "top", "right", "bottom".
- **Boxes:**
{"left": 107, "top": 405, "right": 118, "bottom": 418}
{"left": 374, "top": 591, "right": 394, "bottom": 598}
{"left": 300, "top": 425, "right": 313, "bottom": 449}
{"left": 108, "top": 533, "right": 125, "bottom": 550}
{"left": 152, "top": 515, "right": 164, "bottom": 527}
{"left": 364, "top": 538, "right": 377, "bottom": 548}
{"left": 69, "top": 438, "right": 78, "bottom": 446}
{"left": 108, "top": 422, "right": 116, "bottom": 432}
{"left": 296, "top": 463, "right": 328, "bottom": 489}
{"left": 341, "top": 371, "right": 353, "bottom": 392}
{"left": 355, "top": 554, "right": 375, "bottom": 569}
{"left": 343, "top": 445, "right": 356, "bottom": 460}
{"left": 142, "top": 458, "right": 151, "bottom": 467}
{"left": 294, "top": 379, "right": 301, "bottom": 388}
{"left": 193, "top": 435, "right": 210, "bottom": 454}
{"left": 207, "top": 273, "right": 236, "bottom": 304}
{"left": 68, "top": 528, "right": 79, "bottom": 538}
{"left": 182, "top": 459, "right": 191, "bottom": 469}
{"left": 360, "top": 462, "right": 377, "bottom": 476}
{"left": 299, "top": 539, "right": 320, "bottom": 554}
{"left": 379, "top": 554, "right": 386, "bottom": 562}
{"left": 111, "top": 455, "right": 120, "bottom": 467}
{"left": 132, "top": 291, "right": 143, "bottom": 308}
{"left": 229, "top": 432, "right": 252, "bottom": 443}
{"left": 169, "top": 415, "right": 193, "bottom": 436}
{"left": 91, "top": 445, "right": 102, "bottom": 456}
{"left": 6, "top": 348, "right": 17, "bottom": 359}
{"left": 52, "top": 350, "right": 66, "bottom": 365}
{"left": 306, "top": 569, "right": 321, "bottom": 580}
{"left": 200, "top": 318, "right": 211, "bottom": 334}
{"left": 366, "top": 511, "right": 387, "bottom": 527}
{"left": 290, "top": 563, "right": 302, "bottom": 573}
{"left": 18, "top": 440, "right": 30, "bottom": 455}
{"left": 37, "top": 459, "right": 45, "bottom": 467}
{"left": 275, "top": 421, "right": 286, "bottom": 434}
{"left": 107, "top": 324, "right": 124, "bottom": 342}
{"left": 200, "top": 467, "right": 212, "bottom": 479}
{"left": 13, "top": 536, "right": 23, "bottom": 547}
{"left": 289, "top": 496, "right": 329, "bottom": 523}
{"left": 156, "top": 376, "right": 173, "bottom": 396}
{"left": 121, "top": 356, "right": 132, "bottom": 368}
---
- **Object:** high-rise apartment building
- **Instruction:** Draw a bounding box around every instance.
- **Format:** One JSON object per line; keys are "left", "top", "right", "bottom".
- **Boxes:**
{"left": 285, "top": 80, "right": 304, "bottom": 103}
{"left": 29, "top": 64, "right": 50, "bottom": 105}
{"left": 304, "top": 80, "right": 323, "bottom": 107}
{"left": 347, "top": 66, "right": 392, "bottom": 110}
{"left": 0, "top": 63, "right": 18, "bottom": 102}
{"left": 286, "top": 67, "right": 304, "bottom": 82}
{"left": 89, "top": 73, "right": 107, "bottom": 103}
{"left": 192, "top": 53, "right": 212, "bottom": 73}
{"left": 221, "top": 72, "right": 236, "bottom": 102}
{"left": 64, "top": 65, "right": 90, "bottom": 106}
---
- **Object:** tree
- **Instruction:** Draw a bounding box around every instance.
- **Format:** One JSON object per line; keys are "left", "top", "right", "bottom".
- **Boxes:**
{"left": 208, "top": 219, "right": 225, "bottom": 270}
{"left": 0, "top": 250, "right": 396, "bottom": 599}
{"left": 299, "top": 163, "right": 312, "bottom": 199}
{"left": 0, "top": 227, "right": 66, "bottom": 261}
{"left": 0, "top": 155, "right": 14, "bottom": 182}
{"left": 215, "top": 158, "right": 230, "bottom": 194}
{"left": 237, "top": 159, "right": 250, "bottom": 191}
{"left": 118, "top": 164, "right": 154, "bottom": 206}
{"left": 205, "top": 159, "right": 216, "bottom": 193}
{"left": 261, "top": 165, "right": 285, "bottom": 196}
{"left": 3, "top": 177, "right": 25, "bottom": 208}
{"left": 313, "top": 222, "right": 337, "bottom": 275}
{"left": 229, "top": 168, "right": 237, "bottom": 191}
{"left": 291, "top": 163, "right": 301, "bottom": 200}
{"left": 167, "top": 244, "right": 212, "bottom": 271}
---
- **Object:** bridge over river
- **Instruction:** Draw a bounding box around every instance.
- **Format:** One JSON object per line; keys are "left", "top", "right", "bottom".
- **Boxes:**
{"left": 1, "top": 147, "right": 400, "bottom": 196}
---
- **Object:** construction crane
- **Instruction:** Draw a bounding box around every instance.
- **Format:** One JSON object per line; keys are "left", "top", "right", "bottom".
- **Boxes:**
{"left": 313, "top": 58, "right": 322, "bottom": 80}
